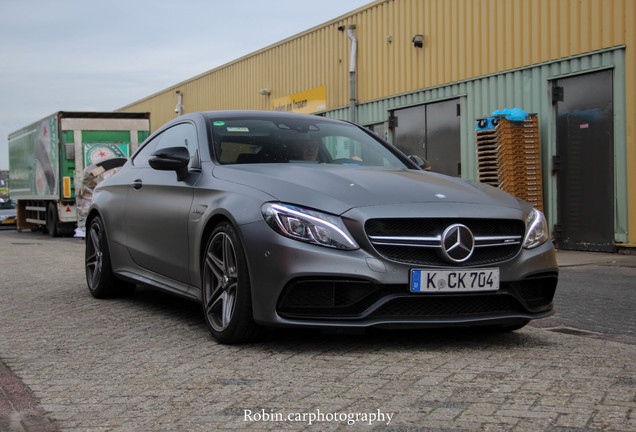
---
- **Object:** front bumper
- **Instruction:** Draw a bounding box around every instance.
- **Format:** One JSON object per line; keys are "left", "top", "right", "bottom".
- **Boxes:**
{"left": 240, "top": 219, "right": 558, "bottom": 329}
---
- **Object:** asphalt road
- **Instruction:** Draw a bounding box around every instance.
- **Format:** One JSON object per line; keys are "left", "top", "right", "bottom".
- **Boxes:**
{"left": 552, "top": 265, "right": 636, "bottom": 338}
{"left": 0, "top": 229, "right": 635, "bottom": 431}
{"left": 529, "top": 250, "right": 636, "bottom": 345}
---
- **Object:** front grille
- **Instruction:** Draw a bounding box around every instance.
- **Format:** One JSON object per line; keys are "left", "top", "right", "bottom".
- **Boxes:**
{"left": 279, "top": 279, "right": 379, "bottom": 309}
{"left": 276, "top": 274, "right": 556, "bottom": 321}
{"left": 507, "top": 271, "right": 558, "bottom": 311}
{"left": 277, "top": 279, "right": 401, "bottom": 317}
{"left": 365, "top": 218, "right": 525, "bottom": 267}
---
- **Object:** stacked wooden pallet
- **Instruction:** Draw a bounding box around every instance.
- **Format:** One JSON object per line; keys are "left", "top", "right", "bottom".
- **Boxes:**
{"left": 476, "top": 128, "right": 499, "bottom": 186}
{"left": 476, "top": 115, "right": 544, "bottom": 211}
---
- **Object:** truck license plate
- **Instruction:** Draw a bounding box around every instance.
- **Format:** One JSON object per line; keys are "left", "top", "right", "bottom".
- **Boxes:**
{"left": 410, "top": 269, "right": 499, "bottom": 293}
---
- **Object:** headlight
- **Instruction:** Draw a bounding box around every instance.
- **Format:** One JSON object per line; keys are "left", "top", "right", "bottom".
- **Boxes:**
{"left": 523, "top": 208, "right": 549, "bottom": 249}
{"left": 262, "top": 203, "right": 359, "bottom": 250}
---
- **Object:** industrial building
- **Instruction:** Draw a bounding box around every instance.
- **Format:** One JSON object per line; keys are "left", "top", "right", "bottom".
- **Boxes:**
{"left": 119, "top": 0, "right": 635, "bottom": 252}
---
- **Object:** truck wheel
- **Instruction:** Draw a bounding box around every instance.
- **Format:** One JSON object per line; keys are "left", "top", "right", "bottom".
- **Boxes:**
{"left": 47, "top": 203, "right": 60, "bottom": 237}
{"left": 85, "top": 216, "right": 135, "bottom": 298}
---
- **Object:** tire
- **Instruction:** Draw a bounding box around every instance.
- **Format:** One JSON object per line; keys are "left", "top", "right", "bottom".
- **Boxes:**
{"left": 85, "top": 216, "right": 135, "bottom": 298}
{"left": 201, "top": 222, "right": 261, "bottom": 344}
{"left": 47, "top": 203, "right": 59, "bottom": 237}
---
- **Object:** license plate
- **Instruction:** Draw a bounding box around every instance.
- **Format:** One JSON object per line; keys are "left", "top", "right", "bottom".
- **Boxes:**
{"left": 410, "top": 268, "right": 499, "bottom": 293}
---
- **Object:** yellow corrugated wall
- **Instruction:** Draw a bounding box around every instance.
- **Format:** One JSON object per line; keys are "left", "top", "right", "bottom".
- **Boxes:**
{"left": 120, "top": 0, "right": 632, "bottom": 122}
{"left": 119, "top": 0, "right": 635, "bottom": 244}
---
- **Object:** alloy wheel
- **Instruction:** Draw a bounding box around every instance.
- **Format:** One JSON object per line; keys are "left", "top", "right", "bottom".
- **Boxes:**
{"left": 86, "top": 222, "right": 104, "bottom": 290}
{"left": 203, "top": 231, "right": 238, "bottom": 332}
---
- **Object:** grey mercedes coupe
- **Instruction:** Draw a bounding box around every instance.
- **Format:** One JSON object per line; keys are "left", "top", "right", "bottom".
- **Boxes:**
{"left": 85, "top": 111, "right": 558, "bottom": 344}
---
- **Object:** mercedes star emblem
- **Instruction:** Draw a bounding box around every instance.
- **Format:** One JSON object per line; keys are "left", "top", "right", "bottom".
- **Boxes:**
{"left": 440, "top": 224, "right": 475, "bottom": 263}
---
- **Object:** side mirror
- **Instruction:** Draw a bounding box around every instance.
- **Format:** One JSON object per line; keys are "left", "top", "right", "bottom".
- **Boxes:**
{"left": 408, "top": 155, "right": 431, "bottom": 171}
{"left": 149, "top": 146, "right": 190, "bottom": 181}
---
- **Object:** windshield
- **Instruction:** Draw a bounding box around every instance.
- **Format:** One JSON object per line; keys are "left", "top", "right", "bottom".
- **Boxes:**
{"left": 0, "top": 200, "right": 16, "bottom": 210}
{"left": 209, "top": 117, "right": 407, "bottom": 169}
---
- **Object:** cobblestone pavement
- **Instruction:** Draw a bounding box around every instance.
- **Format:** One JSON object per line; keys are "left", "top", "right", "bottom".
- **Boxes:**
{"left": 0, "top": 230, "right": 634, "bottom": 431}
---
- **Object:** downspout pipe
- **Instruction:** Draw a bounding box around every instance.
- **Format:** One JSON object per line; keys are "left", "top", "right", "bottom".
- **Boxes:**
{"left": 175, "top": 90, "right": 184, "bottom": 116}
{"left": 347, "top": 25, "right": 357, "bottom": 124}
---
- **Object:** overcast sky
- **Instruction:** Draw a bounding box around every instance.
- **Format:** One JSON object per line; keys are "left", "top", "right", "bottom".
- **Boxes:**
{"left": 0, "top": 0, "right": 371, "bottom": 170}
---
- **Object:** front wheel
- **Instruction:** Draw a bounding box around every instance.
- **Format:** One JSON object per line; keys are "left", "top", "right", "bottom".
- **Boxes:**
{"left": 201, "top": 222, "right": 260, "bottom": 344}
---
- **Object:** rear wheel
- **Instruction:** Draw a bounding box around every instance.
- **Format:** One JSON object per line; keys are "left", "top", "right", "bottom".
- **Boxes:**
{"left": 202, "top": 222, "right": 260, "bottom": 344}
{"left": 85, "top": 216, "right": 134, "bottom": 298}
{"left": 47, "top": 203, "right": 60, "bottom": 237}
{"left": 47, "top": 202, "right": 74, "bottom": 237}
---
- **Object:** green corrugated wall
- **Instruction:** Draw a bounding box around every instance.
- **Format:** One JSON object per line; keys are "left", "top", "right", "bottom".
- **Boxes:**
{"left": 328, "top": 47, "right": 628, "bottom": 243}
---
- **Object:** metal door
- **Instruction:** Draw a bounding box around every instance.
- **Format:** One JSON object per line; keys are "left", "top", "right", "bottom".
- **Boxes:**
{"left": 392, "top": 99, "right": 461, "bottom": 176}
{"left": 125, "top": 122, "right": 199, "bottom": 283}
{"left": 553, "top": 70, "right": 614, "bottom": 251}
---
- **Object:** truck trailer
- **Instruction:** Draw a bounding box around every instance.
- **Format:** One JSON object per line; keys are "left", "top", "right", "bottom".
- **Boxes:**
{"left": 8, "top": 111, "right": 150, "bottom": 236}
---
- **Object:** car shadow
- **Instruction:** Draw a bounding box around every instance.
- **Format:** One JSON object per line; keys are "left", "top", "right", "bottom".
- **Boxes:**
{"left": 120, "top": 285, "right": 204, "bottom": 325}
{"left": 122, "top": 285, "right": 554, "bottom": 352}
{"left": 259, "top": 326, "right": 554, "bottom": 354}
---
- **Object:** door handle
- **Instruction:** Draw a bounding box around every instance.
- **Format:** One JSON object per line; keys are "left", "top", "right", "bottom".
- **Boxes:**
{"left": 132, "top": 179, "right": 143, "bottom": 190}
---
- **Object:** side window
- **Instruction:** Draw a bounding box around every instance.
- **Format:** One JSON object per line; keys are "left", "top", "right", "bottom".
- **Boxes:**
{"left": 132, "top": 137, "right": 160, "bottom": 167}
{"left": 155, "top": 123, "right": 199, "bottom": 168}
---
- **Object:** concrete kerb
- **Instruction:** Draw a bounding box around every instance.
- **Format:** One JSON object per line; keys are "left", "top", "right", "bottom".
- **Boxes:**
{"left": 556, "top": 249, "right": 636, "bottom": 268}
{"left": 0, "top": 360, "right": 59, "bottom": 432}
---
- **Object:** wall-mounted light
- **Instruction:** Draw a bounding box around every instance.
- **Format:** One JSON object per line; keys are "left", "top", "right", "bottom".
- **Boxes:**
{"left": 259, "top": 88, "right": 271, "bottom": 96}
{"left": 412, "top": 34, "right": 424, "bottom": 48}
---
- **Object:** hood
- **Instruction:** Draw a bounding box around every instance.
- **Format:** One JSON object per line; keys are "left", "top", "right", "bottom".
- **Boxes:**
{"left": 212, "top": 164, "right": 521, "bottom": 215}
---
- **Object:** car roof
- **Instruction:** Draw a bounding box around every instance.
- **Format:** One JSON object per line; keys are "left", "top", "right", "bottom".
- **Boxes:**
{"left": 199, "top": 110, "right": 347, "bottom": 124}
